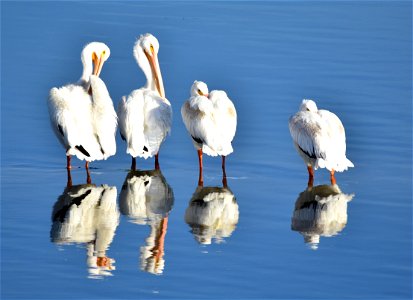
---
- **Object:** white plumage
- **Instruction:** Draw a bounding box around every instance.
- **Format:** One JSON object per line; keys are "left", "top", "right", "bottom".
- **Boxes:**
{"left": 181, "top": 81, "right": 237, "bottom": 185}
{"left": 182, "top": 81, "right": 237, "bottom": 156}
{"left": 289, "top": 99, "right": 354, "bottom": 185}
{"left": 118, "top": 34, "right": 172, "bottom": 170}
{"left": 48, "top": 42, "right": 117, "bottom": 169}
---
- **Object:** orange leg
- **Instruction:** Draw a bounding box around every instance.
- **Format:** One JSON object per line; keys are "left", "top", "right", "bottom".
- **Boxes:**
{"left": 155, "top": 153, "right": 160, "bottom": 170}
{"left": 66, "top": 168, "right": 72, "bottom": 188}
{"left": 85, "top": 161, "right": 91, "bottom": 184}
{"left": 222, "top": 156, "right": 227, "bottom": 187}
{"left": 197, "top": 149, "right": 203, "bottom": 187}
{"left": 330, "top": 169, "right": 336, "bottom": 185}
{"left": 66, "top": 156, "right": 72, "bottom": 170}
{"left": 131, "top": 157, "right": 136, "bottom": 171}
{"left": 307, "top": 165, "right": 314, "bottom": 188}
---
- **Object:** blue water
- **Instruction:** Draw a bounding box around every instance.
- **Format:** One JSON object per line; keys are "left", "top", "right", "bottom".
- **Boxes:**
{"left": 1, "top": 1, "right": 412, "bottom": 299}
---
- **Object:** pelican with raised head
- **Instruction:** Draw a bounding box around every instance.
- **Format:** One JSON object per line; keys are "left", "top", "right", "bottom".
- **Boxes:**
{"left": 118, "top": 34, "right": 172, "bottom": 171}
{"left": 48, "top": 42, "right": 117, "bottom": 180}
{"left": 181, "top": 81, "right": 237, "bottom": 186}
{"left": 289, "top": 99, "right": 354, "bottom": 186}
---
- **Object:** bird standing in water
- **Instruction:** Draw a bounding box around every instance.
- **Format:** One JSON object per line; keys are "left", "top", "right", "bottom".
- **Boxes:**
{"left": 48, "top": 42, "right": 117, "bottom": 183}
{"left": 118, "top": 34, "right": 172, "bottom": 171}
{"left": 289, "top": 99, "right": 354, "bottom": 187}
{"left": 181, "top": 81, "right": 237, "bottom": 186}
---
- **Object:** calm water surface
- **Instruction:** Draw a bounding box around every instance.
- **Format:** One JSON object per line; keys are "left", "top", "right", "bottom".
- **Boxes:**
{"left": 1, "top": 1, "right": 412, "bottom": 299}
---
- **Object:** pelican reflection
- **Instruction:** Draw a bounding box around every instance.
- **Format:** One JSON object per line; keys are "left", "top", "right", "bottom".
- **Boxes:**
{"left": 291, "top": 184, "right": 354, "bottom": 250}
{"left": 185, "top": 183, "right": 239, "bottom": 245}
{"left": 50, "top": 182, "right": 119, "bottom": 279}
{"left": 119, "top": 169, "right": 174, "bottom": 275}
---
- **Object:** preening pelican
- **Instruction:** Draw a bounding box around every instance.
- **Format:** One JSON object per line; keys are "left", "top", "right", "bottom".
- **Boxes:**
{"left": 118, "top": 34, "right": 172, "bottom": 170}
{"left": 48, "top": 42, "right": 117, "bottom": 176}
{"left": 181, "top": 81, "right": 237, "bottom": 186}
{"left": 289, "top": 99, "right": 354, "bottom": 186}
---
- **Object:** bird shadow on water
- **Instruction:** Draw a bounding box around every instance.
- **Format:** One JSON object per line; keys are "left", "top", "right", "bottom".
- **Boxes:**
{"left": 291, "top": 184, "right": 355, "bottom": 250}
{"left": 119, "top": 169, "right": 174, "bottom": 275}
{"left": 184, "top": 178, "right": 239, "bottom": 246}
{"left": 50, "top": 169, "right": 120, "bottom": 279}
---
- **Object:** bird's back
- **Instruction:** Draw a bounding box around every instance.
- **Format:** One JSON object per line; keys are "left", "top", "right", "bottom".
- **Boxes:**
{"left": 289, "top": 108, "right": 353, "bottom": 171}
{"left": 48, "top": 84, "right": 103, "bottom": 161}
{"left": 118, "top": 88, "right": 172, "bottom": 158}
{"left": 209, "top": 90, "right": 237, "bottom": 145}
{"left": 89, "top": 75, "right": 117, "bottom": 159}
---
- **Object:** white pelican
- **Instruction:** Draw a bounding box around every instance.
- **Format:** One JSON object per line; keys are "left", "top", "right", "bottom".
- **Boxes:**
{"left": 48, "top": 42, "right": 117, "bottom": 174}
{"left": 118, "top": 34, "right": 172, "bottom": 171}
{"left": 289, "top": 99, "right": 354, "bottom": 186}
{"left": 181, "top": 81, "right": 237, "bottom": 186}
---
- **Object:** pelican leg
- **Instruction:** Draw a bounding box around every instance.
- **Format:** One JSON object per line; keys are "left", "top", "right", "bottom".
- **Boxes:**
{"left": 155, "top": 153, "right": 160, "bottom": 170}
{"left": 131, "top": 157, "right": 136, "bottom": 171}
{"left": 197, "top": 149, "right": 203, "bottom": 187}
{"left": 66, "top": 156, "right": 72, "bottom": 170}
{"left": 66, "top": 168, "right": 72, "bottom": 188}
{"left": 86, "top": 161, "right": 91, "bottom": 184}
{"left": 307, "top": 165, "right": 314, "bottom": 188}
{"left": 222, "top": 156, "right": 227, "bottom": 187}
{"left": 330, "top": 169, "right": 336, "bottom": 185}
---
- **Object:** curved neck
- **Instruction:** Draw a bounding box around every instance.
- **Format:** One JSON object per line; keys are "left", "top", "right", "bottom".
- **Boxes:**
{"left": 79, "top": 55, "right": 93, "bottom": 89}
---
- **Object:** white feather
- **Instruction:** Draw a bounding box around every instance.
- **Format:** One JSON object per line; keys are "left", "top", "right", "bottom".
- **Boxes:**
{"left": 289, "top": 99, "right": 354, "bottom": 172}
{"left": 181, "top": 82, "right": 237, "bottom": 157}
{"left": 90, "top": 75, "right": 118, "bottom": 159}
{"left": 118, "top": 34, "right": 171, "bottom": 160}
{"left": 118, "top": 89, "right": 172, "bottom": 158}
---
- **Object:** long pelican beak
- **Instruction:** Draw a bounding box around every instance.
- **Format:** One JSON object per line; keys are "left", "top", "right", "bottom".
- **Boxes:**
{"left": 92, "top": 52, "right": 105, "bottom": 77}
{"left": 144, "top": 49, "right": 165, "bottom": 98}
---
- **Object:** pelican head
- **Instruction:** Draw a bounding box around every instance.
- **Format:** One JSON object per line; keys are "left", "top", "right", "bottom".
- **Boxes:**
{"left": 80, "top": 42, "right": 110, "bottom": 83}
{"left": 190, "top": 81, "right": 209, "bottom": 98}
{"left": 133, "top": 33, "right": 165, "bottom": 98}
{"left": 300, "top": 99, "right": 318, "bottom": 112}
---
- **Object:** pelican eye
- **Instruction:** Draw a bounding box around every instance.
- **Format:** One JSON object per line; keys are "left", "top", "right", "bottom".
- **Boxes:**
{"left": 102, "top": 50, "right": 106, "bottom": 56}
{"left": 197, "top": 89, "right": 203, "bottom": 96}
{"left": 150, "top": 44, "right": 154, "bottom": 53}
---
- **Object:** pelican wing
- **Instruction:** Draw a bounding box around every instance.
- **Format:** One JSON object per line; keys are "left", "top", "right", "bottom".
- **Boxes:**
{"left": 90, "top": 75, "right": 117, "bottom": 159}
{"left": 117, "top": 89, "right": 146, "bottom": 158}
{"left": 48, "top": 85, "right": 98, "bottom": 160}
{"left": 143, "top": 91, "right": 172, "bottom": 157}
{"left": 317, "top": 109, "right": 354, "bottom": 170}
{"left": 317, "top": 110, "right": 346, "bottom": 155}
{"left": 181, "top": 96, "right": 222, "bottom": 156}
{"left": 209, "top": 90, "right": 237, "bottom": 155}
{"left": 289, "top": 111, "right": 328, "bottom": 160}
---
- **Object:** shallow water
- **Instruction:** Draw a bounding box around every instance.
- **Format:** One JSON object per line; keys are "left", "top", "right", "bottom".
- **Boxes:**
{"left": 1, "top": 1, "right": 412, "bottom": 299}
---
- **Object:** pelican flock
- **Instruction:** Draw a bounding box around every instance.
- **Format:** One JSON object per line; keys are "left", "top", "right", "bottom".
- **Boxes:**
{"left": 118, "top": 34, "right": 172, "bottom": 171}
{"left": 47, "top": 35, "right": 355, "bottom": 192}
{"left": 48, "top": 42, "right": 117, "bottom": 177}
{"left": 181, "top": 81, "right": 237, "bottom": 186}
{"left": 289, "top": 99, "right": 354, "bottom": 186}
